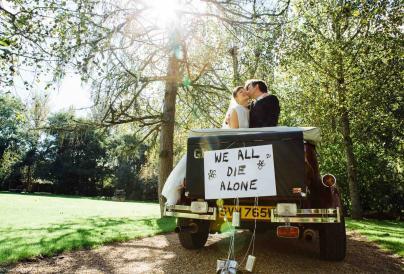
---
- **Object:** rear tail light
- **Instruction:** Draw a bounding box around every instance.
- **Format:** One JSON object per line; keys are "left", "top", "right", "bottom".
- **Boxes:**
{"left": 322, "top": 174, "right": 336, "bottom": 187}
{"left": 190, "top": 201, "right": 208, "bottom": 213}
{"left": 277, "top": 226, "right": 299, "bottom": 238}
{"left": 276, "top": 203, "right": 297, "bottom": 216}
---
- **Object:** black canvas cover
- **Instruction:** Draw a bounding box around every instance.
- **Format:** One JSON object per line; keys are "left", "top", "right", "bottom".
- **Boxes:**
{"left": 186, "top": 130, "right": 305, "bottom": 199}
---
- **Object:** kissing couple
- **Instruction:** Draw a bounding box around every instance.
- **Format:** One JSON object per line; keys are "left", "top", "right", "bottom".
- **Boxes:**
{"left": 162, "top": 79, "right": 280, "bottom": 205}
{"left": 224, "top": 79, "right": 280, "bottom": 129}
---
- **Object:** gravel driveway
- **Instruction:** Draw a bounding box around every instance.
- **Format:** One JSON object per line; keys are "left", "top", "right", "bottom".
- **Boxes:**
{"left": 5, "top": 231, "right": 403, "bottom": 273}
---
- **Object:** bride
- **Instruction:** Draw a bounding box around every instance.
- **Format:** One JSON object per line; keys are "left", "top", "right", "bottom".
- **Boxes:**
{"left": 162, "top": 86, "right": 250, "bottom": 205}
{"left": 223, "top": 86, "right": 250, "bottom": 128}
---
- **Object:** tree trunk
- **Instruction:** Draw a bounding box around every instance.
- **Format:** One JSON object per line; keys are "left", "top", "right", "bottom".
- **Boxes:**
{"left": 336, "top": 78, "right": 362, "bottom": 219}
{"left": 335, "top": 59, "right": 362, "bottom": 219}
{"left": 340, "top": 110, "right": 362, "bottom": 219}
{"left": 333, "top": 14, "right": 362, "bottom": 219}
{"left": 158, "top": 54, "right": 179, "bottom": 216}
{"left": 337, "top": 82, "right": 362, "bottom": 218}
{"left": 229, "top": 46, "right": 240, "bottom": 86}
{"left": 27, "top": 165, "right": 32, "bottom": 192}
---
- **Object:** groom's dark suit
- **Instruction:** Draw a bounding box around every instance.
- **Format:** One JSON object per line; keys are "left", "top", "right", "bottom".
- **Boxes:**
{"left": 249, "top": 94, "right": 280, "bottom": 128}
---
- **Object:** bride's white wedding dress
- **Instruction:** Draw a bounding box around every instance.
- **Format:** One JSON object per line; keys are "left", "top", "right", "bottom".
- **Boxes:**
{"left": 162, "top": 104, "right": 249, "bottom": 205}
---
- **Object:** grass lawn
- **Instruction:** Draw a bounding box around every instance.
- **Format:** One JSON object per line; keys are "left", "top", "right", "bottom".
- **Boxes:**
{"left": 346, "top": 218, "right": 404, "bottom": 257}
{"left": 1, "top": 193, "right": 402, "bottom": 266}
{"left": 0, "top": 192, "right": 175, "bottom": 266}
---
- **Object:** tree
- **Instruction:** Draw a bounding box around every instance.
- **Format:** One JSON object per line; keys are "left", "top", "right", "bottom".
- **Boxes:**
{"left": 40, "top": 112, "right": 108, "bottom": 195}
{"left": 2, "top": 0, "right": 290, "bottom": 210}
{"left": 23, "top": 92, "right": 51, "bottom": 191}
{"left": 0, "top": 94, "right": 29, "bottom": 187}
{"left": 280, "top": 0, "right": 402, "bottom": 218}
{"left": 106, "top": 132, "right": 152, "bottom": 199}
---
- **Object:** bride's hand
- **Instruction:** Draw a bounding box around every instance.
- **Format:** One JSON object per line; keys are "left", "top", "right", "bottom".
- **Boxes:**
{"left": 225, "top": 113, "right": 231, "bottom": 125}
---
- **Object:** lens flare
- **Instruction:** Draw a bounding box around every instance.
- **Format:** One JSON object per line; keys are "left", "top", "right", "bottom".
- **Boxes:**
{"left": 147, "top": 0, "right": 182, "bottom": 29}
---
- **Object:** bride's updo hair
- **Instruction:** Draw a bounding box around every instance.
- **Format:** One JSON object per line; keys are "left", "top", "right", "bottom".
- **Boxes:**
{"left": 232, "top": 86, "right": 244, "bottom": 98}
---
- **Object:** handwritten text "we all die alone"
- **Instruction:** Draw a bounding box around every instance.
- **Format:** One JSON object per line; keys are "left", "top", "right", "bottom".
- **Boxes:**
{"left": 208, "top": 148, "right": 269, "bottom": 192}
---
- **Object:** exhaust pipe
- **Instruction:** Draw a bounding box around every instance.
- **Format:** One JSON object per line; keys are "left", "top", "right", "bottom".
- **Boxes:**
{"left": 175, "top": 223, "right": 198, "bottom": 234}
{"left": 303, "top": 229, "right": 315, "bottom": 242}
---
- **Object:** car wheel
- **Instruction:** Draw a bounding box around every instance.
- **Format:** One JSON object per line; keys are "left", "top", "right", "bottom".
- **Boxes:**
{"left": 319, "top": 216, "right": 346, "bottom": 261}
{"left": 178, "top": 218, "right": 210, "bottom": 249}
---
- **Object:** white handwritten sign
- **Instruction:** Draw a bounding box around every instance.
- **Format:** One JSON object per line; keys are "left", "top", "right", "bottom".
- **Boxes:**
{"left": 204, "top": 145, "right": 276, "bottom": 199}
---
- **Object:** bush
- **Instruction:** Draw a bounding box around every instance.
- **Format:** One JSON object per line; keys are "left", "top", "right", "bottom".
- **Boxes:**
{"left": 318, "top": 140, "right": 403, "bottom": 218}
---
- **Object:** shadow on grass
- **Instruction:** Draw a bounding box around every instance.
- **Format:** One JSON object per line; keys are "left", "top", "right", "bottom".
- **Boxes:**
{"left": 4, "top": 223, "right": 404, "bottom": 273}
{"left": 346, "top": 218, "right": 404, "bottom": 257}
{"left": 0, "top": 216, "right": 176, "bottom": 266}
{"left": 14, "top": 229, "right": 399, "bottom": 274}
{"left": 0, "top": 191, "right": 158, "bottom": 204}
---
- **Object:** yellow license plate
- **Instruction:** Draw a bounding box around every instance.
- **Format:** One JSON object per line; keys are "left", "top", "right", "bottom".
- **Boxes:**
{"left": 218, "top": 205, "right": 274, "bottom": 220}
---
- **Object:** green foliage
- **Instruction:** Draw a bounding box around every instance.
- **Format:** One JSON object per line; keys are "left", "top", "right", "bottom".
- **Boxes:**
{"left": 355, "top": 144, "right": 403, "bottom": 214}
{"left": 0, "top": 100, "right": 156, "bottom": 198}
{"left": 0, "top": 193, "right": 175, "bottom": 265}
{"left": 1, "top": 0, "right": 103, "bottom": 89}
{"left": 106, "top": 132, "right": 157, "bottom": 200}
{"left": 0, "top": 0, "right": 402, "bottom": 216}
{"left": 0, "top": 95, "right": 27, "bottom": 157}
{"left": 278, "top": 0, "right": 403, "bottom": 215}
{"left": 0, "top": 95, "right": 30, "bottom": 184}
{"left": 36, "top": 112, "right": 109, "bottom": 195}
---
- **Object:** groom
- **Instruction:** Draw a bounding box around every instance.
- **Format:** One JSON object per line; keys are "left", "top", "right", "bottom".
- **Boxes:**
{"left": 245, "top": 79, "right": 280, "bottom": 127}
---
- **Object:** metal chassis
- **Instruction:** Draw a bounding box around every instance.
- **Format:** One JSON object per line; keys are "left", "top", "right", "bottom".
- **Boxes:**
{"left": 164, "top": 205, "right": 341, "bottom": 223}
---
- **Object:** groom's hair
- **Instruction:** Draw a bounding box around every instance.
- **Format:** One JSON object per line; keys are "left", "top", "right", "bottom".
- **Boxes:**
{"left": 245, "top": 79, "right": 268, "bottom": 93}
{"left": 232, "top": 86, "right": 244, "bottom": 98}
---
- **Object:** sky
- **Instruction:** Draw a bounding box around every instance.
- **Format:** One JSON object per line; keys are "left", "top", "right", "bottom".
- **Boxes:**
{"left": 11, "top": 71, "right": 92, "bottom": 117}
{"left": 48, "top": 74, "right": 92, "bottom": 116}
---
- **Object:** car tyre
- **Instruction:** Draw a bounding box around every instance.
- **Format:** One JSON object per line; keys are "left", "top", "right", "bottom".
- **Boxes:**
{"left": 178, "top": 218, "right": 210, "bottom": 249}
{"left": 319, "top": 216, "right": 346, "bottom": 261}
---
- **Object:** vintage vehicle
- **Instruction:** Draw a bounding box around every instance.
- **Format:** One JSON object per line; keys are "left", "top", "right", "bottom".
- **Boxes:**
{"left": 164, "top": 127, "right": 346, "bottom": 261}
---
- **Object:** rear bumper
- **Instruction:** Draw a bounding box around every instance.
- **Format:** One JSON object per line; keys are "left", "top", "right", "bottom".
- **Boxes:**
{"left": 271, "top": 208, "right": 341, "bottom": 223}
{"left": 164, "top": 204, "right": 217, "bottom": 221}
{"left": 164, "top": 205, "right": 341, "bottom": 223}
